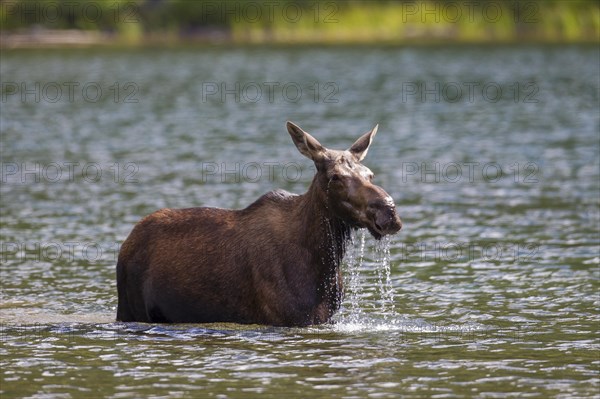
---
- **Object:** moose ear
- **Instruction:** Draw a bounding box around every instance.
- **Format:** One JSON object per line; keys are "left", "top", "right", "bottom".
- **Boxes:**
{"left": 349, "top": 124, "right": 378, "bottom": 162}
{"left": 287, "top": 121, "right": 325, "bottom": 161}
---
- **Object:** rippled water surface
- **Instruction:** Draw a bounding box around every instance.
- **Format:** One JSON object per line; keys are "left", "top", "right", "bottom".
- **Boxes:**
{"left": 1, "top": 46, "right": 599, "bottom": 398}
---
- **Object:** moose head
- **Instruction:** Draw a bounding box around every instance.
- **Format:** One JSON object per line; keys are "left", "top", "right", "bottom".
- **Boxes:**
{"left": 287, "top": 121, "right": 402, "bottom": 239}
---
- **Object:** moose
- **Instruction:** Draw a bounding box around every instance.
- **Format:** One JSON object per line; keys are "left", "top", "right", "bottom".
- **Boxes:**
{"left": 116, "top": 122, "right": 402, "bottom": 326}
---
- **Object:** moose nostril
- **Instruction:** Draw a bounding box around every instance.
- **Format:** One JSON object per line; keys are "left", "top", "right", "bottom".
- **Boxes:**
{"left": 368, "top": 200, "right": 382, "bottom": 209}
{"left": 368, "top": 199, "right": 393, "bottom": 210}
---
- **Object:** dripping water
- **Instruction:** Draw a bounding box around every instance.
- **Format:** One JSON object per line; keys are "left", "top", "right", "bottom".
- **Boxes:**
{"left": 343, "top": 229, "right": 366, "bottom": 324}
{"left": 374, "top": 235, "right": 395, "bottom": 321}
{"left": 337, "top": 229, "right": 399, "bottom": 329}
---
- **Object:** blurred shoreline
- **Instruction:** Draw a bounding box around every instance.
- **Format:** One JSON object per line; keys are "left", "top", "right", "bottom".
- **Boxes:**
{"left": 1, "top": 0, "right": 599, "bottom": 49}
{"left": 1, "top": 27, "right": 598, "bottom": 49}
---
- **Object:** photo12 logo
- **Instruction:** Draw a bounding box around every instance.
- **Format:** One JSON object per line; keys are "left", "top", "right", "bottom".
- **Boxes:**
{"left": 191, "top": 1, "right": 339, "bottom": 24}
{"left": 1, "top": 82, "right": 139, "bottom": 104}
{"left": 1, "top": 241, "right": 122, "bottom": 265}
{"left": 0, "top": 1, "right": 140, "bottom": 25}
{"left": 1, "top": 162, "right": 139, "bottom": 184}
{"left": 201, "top": 81, "right": 339, "bottom": 104}
{"left": 400, "top": 162, "right": 540, "bottom": 184}
{"left": 401, "top": 81, "right": 539, "bottom": 104}
{"left": 399, "top": 1, "right": 540, "bottom": 24}
{"left": 200, "top": 161, "right": 306, "bottom": 183}
{"left": 398, "top": 241, "right": 540, "bottom": 263}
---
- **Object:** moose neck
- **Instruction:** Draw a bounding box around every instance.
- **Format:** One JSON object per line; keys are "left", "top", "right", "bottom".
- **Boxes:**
{"left": 297, "top": 174, "right": 352, "bottom": 309}
{"left": 300, "top": 174, "right": 351, "bottom": 261}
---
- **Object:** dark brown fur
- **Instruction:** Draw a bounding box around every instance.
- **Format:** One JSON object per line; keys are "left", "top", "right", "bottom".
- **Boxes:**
{"left": 116, "top": 122, "right": 401, "bottom": 326}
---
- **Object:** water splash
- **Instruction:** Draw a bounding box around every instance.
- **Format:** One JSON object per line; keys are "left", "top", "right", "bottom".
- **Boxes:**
{"left": 344, "top": 230, "right": 366, "bottom": 324}
{"left": 375, "top": 235, "right": 395, "bottom": 321}
{"left": 338, "top": 229, "right": 399, "bottom": 328}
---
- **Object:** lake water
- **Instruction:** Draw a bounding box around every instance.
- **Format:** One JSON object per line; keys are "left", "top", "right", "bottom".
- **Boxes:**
{"left": 1, "top": 45, "right": 599, "bottom": 398}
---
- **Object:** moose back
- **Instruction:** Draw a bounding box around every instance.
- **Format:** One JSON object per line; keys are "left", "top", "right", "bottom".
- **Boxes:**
{"left": 116, "top": 122, "right": 402, "bottom": 326}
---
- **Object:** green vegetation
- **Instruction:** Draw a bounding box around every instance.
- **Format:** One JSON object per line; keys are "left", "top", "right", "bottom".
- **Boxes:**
{"left": 1, "top": 0, "right": 598, "bottom": 46}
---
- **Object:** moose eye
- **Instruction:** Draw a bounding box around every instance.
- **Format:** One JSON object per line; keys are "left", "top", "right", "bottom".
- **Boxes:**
{"left": 330, "top": 174, "right": 341, "bottom": 182}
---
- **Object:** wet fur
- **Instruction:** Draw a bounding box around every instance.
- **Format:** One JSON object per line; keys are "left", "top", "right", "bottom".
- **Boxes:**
{"left": 117, "top": 183, "right": 349, "bottom": 326}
